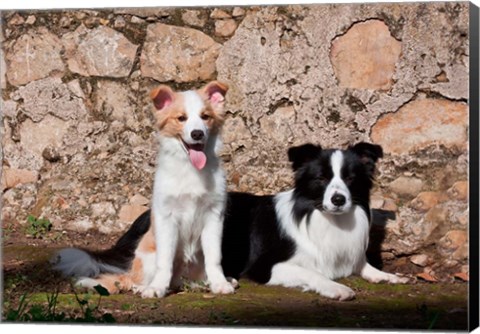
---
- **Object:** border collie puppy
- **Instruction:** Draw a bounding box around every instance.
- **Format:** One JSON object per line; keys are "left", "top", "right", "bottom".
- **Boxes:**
{"left": 53, "top": 81, "right": 235, "bottom": 298}
{"left": 221, "top": 142, "right": 408, "bottom": 301}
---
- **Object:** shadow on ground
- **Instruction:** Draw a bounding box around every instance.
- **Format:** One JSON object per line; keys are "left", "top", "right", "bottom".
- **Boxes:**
{"left": 2, "top": 243, "right": 469, "bottom": 330}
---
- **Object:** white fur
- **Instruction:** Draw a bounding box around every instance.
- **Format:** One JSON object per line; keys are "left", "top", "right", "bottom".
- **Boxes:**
{"left": 137, "top": 90, "right": 233, "bottom": 298}
{"left": 323, "top": 150, "right": 352, "bottom": 214}
{"left": 181, "top": 91, "right": 209, "bottom": 145}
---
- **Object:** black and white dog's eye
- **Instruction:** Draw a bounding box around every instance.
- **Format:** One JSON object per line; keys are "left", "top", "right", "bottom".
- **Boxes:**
{"left": 345, "top": 176, "right": 354, "bottom": 184}
{"left": 319, "top": 177, "right": 329, "bottom": 184}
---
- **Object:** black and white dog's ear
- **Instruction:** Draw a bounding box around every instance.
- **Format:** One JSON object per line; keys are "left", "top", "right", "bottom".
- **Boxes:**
{"left": 288, "top": 144, "right": 322, "bottom": 171}
{"left": 350, "top": 142, "right": 383, "bottom": 174}
{"left": 350, "top": 142, "right": 383, "bottom": 162}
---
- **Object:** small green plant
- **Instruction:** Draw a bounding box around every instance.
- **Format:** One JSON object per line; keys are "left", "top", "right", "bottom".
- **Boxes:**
{"left": 25, "top": 215, "right": 52, "bottom": 238}
{"left": 4, "top": 291, "right": 66, "bottom": 322}
{"left": 3, "top": 285, "right": 115, "bottom": 323}
{"left": 73, "top": 285, "right": 115, "bottom": 323}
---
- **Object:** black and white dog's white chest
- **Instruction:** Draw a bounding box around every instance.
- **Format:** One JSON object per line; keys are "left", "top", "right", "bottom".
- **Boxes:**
{"left": 295, "top": 208, "right": 370, "bottom": 279}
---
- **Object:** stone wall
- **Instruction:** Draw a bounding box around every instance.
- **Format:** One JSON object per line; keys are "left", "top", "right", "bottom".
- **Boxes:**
{"left": 0, "top": 3, "right": 470, "bottom": 280}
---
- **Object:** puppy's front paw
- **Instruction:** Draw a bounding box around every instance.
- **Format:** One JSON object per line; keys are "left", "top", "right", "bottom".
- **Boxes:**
{"left": 139, "top": 285, "right": 168, "bottom": 299}
{"left": 210, "top": 281, "right": 235, "bottom": 294}
{"left": 320, "top": 283, "right": 355, "bottom": 301}
{"left": 132, "top": 284, "right": 146, "bottom": 294}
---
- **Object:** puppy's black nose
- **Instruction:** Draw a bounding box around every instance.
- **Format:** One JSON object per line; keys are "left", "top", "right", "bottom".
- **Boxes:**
{"left": 191, "top": 130, "right": 204, "bottom": 141}
{"left": 331, "top": 194, "right": 346, "bottom": 207}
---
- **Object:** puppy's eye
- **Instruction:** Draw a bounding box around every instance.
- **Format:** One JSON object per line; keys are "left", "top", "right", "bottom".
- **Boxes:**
{"left": 178, "top": 115, "right": 187, "bottom": 122}
{"left": 201, "top": 114, "right": 211, "bottom": 121}
{"left": 345, "top": 176, "right": 354, "bottom": 184}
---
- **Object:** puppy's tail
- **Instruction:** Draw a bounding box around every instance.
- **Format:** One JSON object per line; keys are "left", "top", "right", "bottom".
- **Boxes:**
{"left": 52, "top": 210, "right": 151, "bottom": 278}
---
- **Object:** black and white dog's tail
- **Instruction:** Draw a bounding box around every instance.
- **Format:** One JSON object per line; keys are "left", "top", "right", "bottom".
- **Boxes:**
{"left": 52, "top": 210, "right": 151, "bottom": 278}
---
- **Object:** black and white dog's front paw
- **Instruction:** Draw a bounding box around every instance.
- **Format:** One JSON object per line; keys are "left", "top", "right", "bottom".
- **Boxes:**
{"left": 317, "top": 282, "right": 356, "bottom": 301}
{"left": 210, "top": 281, "right": 235, "bottom": 294}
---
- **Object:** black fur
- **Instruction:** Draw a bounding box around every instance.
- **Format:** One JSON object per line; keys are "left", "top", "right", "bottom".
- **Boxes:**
{"left": 221, "top": 192, "right": 296, "bottom": 283}
{"left": 89, "top": 210, "right": 151, "bottom": 272}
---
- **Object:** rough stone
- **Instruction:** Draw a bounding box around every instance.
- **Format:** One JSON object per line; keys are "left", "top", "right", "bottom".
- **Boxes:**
{"left": 370, "top": 193, "right": 398, "bottom": 212}
{"left": 370, "top": 195, "right": 384, "bottom": 210}
{"left": 382, "top": 198, "right": 398, "bottom": 212}
{"left": 431, "top": 64, "right": 469, "bottom": 100}
{"left": 63, "top": 25, "right": 138, "bottom": 77}
{"left": 18, "top": 116, "right": 70, "bottom": 165}
{"left": 0, "top": 39, "right": 6, "bottom": 89}
{"left": 141, "top": 23, "right": 221, "bottom": 83}
{"left": 222, "top": 117, "right": 252, "bottom": 152}
{"left": 447, "top": 181, "right": 468, "bottom": 201}
{"left": 182, "top": 10, "right": 207, "bottom": 28}
{"left": 439, "top": 230, "right": 467, "bottom": 251}
{"left": 8, "top": 14, "right": 25, "bottom": 25}
{"left": 410, "top": 254, "right": 429, "bottom": 267}
{"left": 211, "top": 9, "right": 231, "bottom": 19}
{"left": 1, "top": 168, "right": 38, "bottom": 190}
{"left": 114, "top": 16, "right": 126, "bottom": 28}
{"left": 330, "top": 20, "right": 401, "bottom": 90}
{"left": 388, "top": 176, "right": 424, "bottom": 197}
{"left": 118, "top": 204, "right": 148, "bottom": 223}
{"left": 456, "top": 210, "right": 468, "bottom": 226}
{"left": 452, "top": 243, "right": 468, "bottom": 261}
{"left": 66, "top": 218, "right": 94, "bottom": 232}
{"left": 5, "top": 27, "right": 65, "bottom": 86}
{"left": 130, "top": 16, "right": 145, "bottom": 24}
{"left": 232, "top": 7, "right": 246, "bottom": 17}
{"left": 215, "top": 19, "right": 238, "bottom": 37}
{"left": 91, "top": 202, "right": 116, "bottom": 218}
{"left": 113, "top": 8, "right": 171, "bottom": 18}
{"left": 25, "top": 15, "right": 36, "bottom": 25}
{"left": 60, "top": 16, "right": 73, "bottom": 28}
{"left": 371, "top": 98, "right": 468, "bottom": 155}
{"left": 12, "top": 77, "right": 88, "bottom": 122}
{"left": 410, "top": 192, "right": 448, "bottom": 212}
{"left": 259, "top": 105, "right": 296, "bottom": 144}
{"left": 42, "top": 146, "right": 61, "bottom": 162}
{"left": 1, "top": 99, "right": 17, "bottom": 119}
{"left": 95, "top": 80, "right": 139, "bottom": 131}
{"left": 405, "top": 205, "right": 450, "bottom": 247}
{"left": 130, "top": 194, "right": 150, "bottom": 206}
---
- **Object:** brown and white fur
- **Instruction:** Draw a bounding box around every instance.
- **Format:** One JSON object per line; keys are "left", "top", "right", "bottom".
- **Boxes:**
{"left": 52, "top": 81, "right": 235, "bottom": 298}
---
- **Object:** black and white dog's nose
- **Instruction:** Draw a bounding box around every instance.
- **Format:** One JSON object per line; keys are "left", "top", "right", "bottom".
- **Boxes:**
{"left": 191, "top": 130, "right": 205, "bottom": 141}
{"left": 331, "top": 194, "right": 346, "bottom": 207}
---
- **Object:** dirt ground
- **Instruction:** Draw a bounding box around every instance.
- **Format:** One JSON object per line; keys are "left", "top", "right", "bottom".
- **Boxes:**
{"left": 1, "top": 224, "right": 469, "bottom": 330}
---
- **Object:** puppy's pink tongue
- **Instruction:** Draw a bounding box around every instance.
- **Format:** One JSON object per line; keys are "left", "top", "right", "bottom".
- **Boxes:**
{"left": 188, "top": 148, "right": 207, "bottom": 170}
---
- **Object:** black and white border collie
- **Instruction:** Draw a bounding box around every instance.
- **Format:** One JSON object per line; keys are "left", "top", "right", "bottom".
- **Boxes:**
{"left": 53, "top": 81, "right": 235, "bottom": 298}
{"left": 221, "top": 142, "right": 408, "bottom": 300}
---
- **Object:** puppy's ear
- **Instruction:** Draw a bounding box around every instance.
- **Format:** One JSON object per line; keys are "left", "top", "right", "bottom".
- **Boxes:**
{"left": 288, "top": 144, "right": 322, "bottom": 171}
{"left": 201, "top": 81, "right": 229, "bottom": 106}
{"left": 150, "top": 85, "right": 175, "bottom": 110}
{"left": 350, "top": 142, "right": 383, "bottom": 174}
